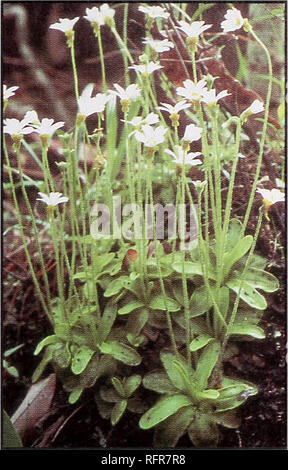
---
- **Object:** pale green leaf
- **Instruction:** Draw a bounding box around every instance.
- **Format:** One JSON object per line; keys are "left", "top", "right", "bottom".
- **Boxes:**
{"left": 111, "top": 400, "right": 127, "bottom": 426}
{"left": 223, "top": 235, "right": 253, "bottom": 279}
{"left": 194, "top": 341, "right": 221, "bottom": 390}
{"left": 149, "top": 296, "right": 180, "bottom": 312}
{"left": 100, "top": 341, "right": 141, "bottom": 366}
{"left": 118, "top": 301, "right": 145, "bottom": 315}
{"left": 229, "top": 323, "right": 265, "bottom": 339}
{"left": 71, "top": 346, "right": 95, "bottom": 375}
{"left": 139, "top": 394, "right": 191, "bottom": 430}
{"left": 189, "top": 335, "right": 214, "bottom": 351}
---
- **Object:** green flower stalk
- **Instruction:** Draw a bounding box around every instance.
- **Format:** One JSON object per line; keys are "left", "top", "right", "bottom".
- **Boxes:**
{"left": 3, "top": 135, "right": 53, "bottom": 323}
{"left": 49, "top": 17, "right": 80, "bottom": 101}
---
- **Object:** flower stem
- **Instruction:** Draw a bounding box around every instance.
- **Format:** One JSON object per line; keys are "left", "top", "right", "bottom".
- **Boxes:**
{"left": 147, "top": 157, "right": 178, "bottom": 356}
{"left": 240, "top": 28, "right": 273, "bottom": 238}
{"left": 4, "top": 138, "right": 53, "bottom": 323}
{"left": 70, "top": 37, "right": 79, "bottom": 102}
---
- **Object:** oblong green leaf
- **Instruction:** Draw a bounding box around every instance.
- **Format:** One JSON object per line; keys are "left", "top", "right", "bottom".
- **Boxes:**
{"left": 229, "top": 323, "right": 265, "bottom": 339}
{"left": 223, "top": 235, "right": 253, "bottom": 279}
{"left": 189, "top": 335, "right": 214, "bottom": 352}
{"left": 71, "top": 346, "right": 95, "bottom": 375}
{"left": 190, "top": 286, "right": 214, "bottom": 318}
{"left": 111, "top": 400, "right": 127, "bottom": 426}
{"left": 68, "top": 388, "right": 83, "bottom": 404}
{"left": 100, "top": 341, "right": 141, "bottom": 366}
{"left": 218, "top": 286, "right": 230, "bottom": 321}
{"left": 160, "top": 351, "right": 191, "bottom": 392}
{"left": 32, "top": 344, "right": 59, "bottom": 383}
{"left": 111, "top": 377, "right": 125, "bottom": 397}
{"left": 98, "top": 300, "right": 118, "bottom": 344}
{"left": 143, "top": 370, "right": 178, "bottom": 394}
{"left": 34, "top": 335, "right": 59, "bottom": 356}
{"left": 104, "top": 276, "right": 129, "bottom": 297}
{"left": 244, "top": 268, "right": 279, "bottom": 292}
{"left": 226, "top": 278, "right": 267, "bottom": 310}
{"left": 215, "top": 381, "right": 258, "bottom": 412}
{"left": 149, "top": 296, "right": 180, "bottom": 312}
{"left": 172, "top": 261, "right": 203, "bottom": 276}
{"left": 118, "top": 301, "right": 145, "bottom": 315}
{"left": 124, "top": 375, "right": 142, "bottom": 397}
{"left": 194, "top": 341, "right": 221, "bottom": 390}
{"left": 139, "top": 394, "right": 191, "bottom": 430}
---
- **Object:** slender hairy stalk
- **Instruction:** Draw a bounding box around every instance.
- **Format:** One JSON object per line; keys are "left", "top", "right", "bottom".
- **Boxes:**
{"left": 70, "top": 37, "right": 79, "bottom": 102}
{"left": 4, "top": 138, "right": 53, "bottom": 323}
{"left": 147, "top": 157, "right": 178, "bottom": 356}
{"left": 240, "top": 28, "right": 273, "bottom": 237}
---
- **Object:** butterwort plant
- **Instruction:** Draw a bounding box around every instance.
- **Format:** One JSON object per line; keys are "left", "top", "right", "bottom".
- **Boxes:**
{"left": 3, "top": 3, "right": 284, "bottom": 448}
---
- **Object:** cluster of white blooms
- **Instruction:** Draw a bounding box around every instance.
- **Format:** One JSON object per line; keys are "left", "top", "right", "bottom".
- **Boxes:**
{"left": 83, "top": 4, "right": 115, "bottom": 28}
{"left": 176, "top": 78, "right": 231, "bottom": 106}
{"left": 4, "top": 5, "right": 270, "bottom": 216}
{"left": 3, "top": 109, "right": 64, "bottom": 140}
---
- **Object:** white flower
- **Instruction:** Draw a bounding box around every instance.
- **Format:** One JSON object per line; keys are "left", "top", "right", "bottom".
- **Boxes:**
{"left": 183, "top": 124, "right": 202, "bottom": 142}
{"left": 257, "top": 188, "right": 285, "bottom": 206}
{"left": 243, "top": 99, "right": 265, "bottom": 115}
{"left": 129, "top": 62, "right": 163, "bottom": 75}
{"left": 78, "top": 87, "right": 110, "bottom": 117}
{"left": 158, "top": 100, "right": 190, "bottom": 114}
{"left": 23, "top": 110, "right": 40, "bottom": 125}
{"left": 49, "top": 17, "right": 79, "bottom": 33}
{"left": 176, "top": 79, "right": 208, "bottom": 101}
{"left": 32, "top": 118, "right": 65, "bottom": 137}
{"left": 201, "top": 88, "right": 230, "bottom": 105}
{"left": 3, "top": 118, "right": 34, "bottom": 137}
{"left": 221, "top": 8, "right": 244, "bottom": 33}
{"left": 177, "top": 20, "right": 212, "bottom": 39}
{"left": 37, "top": 192, "right": 69, "bottom": 207}
{"left": 99, "top": 3, "right": 115, "bottom": 23}
{"left": 109, "top": 83, "right": 141, "bottom": 101}
{"left": 165, "top": 146, "right": 202, "bottom": 166}
{"left": 143, "top": 38, "right": 174, "bottom": 53}
{"left": 138, "top": 5, "right": 169, "bottom": 19}
{"left": 134, "top": 124, "right": 167, "bottom": 147}
{"left": 3, "top": 85, "right": 19, "bottom": 101}
{"left": 84, "top": 6, "right": 105, "bottom": 26}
